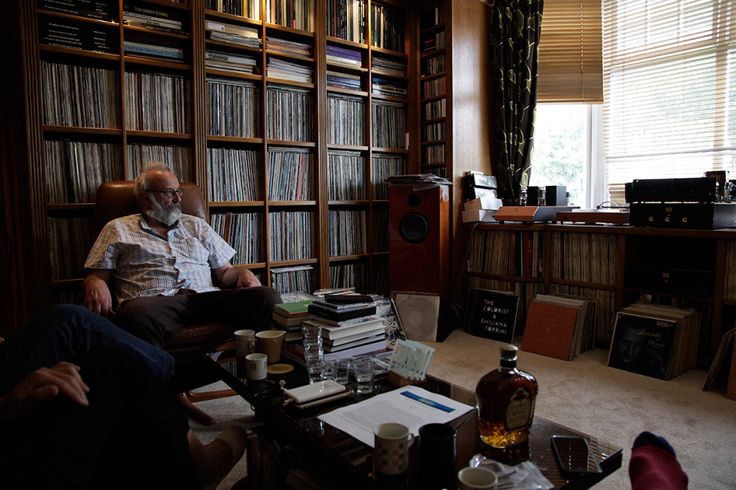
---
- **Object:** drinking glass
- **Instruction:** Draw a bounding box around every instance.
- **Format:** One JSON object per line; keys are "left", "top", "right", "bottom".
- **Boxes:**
{"left": 353, "top": 357, "right": 374, "bottom": 394}
{"left": 301, "top": 324, "right": 324, "bottom": 383}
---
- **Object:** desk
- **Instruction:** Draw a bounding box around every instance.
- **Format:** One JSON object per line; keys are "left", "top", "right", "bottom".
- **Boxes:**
{"left": 215, "top": 356, "right": 622, "bottom": 489}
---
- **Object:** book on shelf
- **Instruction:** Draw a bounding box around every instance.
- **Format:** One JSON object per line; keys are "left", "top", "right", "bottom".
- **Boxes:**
{"left": 521, "top": 296, "right": 583, "bottom": 361}
{"left": 463, "top": 288, "right": 520, "bottom": 343}
{"left": 607, "top": 304, "right": 700, "bottom": 381}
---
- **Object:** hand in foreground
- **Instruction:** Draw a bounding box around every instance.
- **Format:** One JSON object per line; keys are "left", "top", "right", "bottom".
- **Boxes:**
{"left": 0, "top": 362, "right": 89, "bottom": 421}
{"left": 236, "top": 268, "right": 261, "bottom": 288}
{"left": 83, "top": 275, "right": 113, "bottom": 316}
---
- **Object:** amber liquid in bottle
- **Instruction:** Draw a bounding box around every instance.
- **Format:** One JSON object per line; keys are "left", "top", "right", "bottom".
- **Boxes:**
{"left": 476, "top": 344, "right": 538, "bottom": 449}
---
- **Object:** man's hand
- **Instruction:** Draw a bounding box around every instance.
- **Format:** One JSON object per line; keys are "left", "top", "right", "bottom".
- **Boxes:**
{"left": 0, "top": 362, "right": 89, "bottom": 421}
{"left": 83, "top": 271, "right": 113, "bottom": 316}
{"left": 214, "top": 263, "right": 261, "bottom": 289}
{"left": 235, "top": 267, "right": 261, "bottom": 288}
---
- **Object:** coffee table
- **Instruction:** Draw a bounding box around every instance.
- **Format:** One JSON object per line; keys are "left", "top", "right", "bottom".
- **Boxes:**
{"left": 214, "top": 355, "right": 622, "bottom": 489}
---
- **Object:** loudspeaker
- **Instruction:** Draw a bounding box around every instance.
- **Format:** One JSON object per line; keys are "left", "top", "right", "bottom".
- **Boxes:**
{"left": 389, "top": 184, "right": 451, "bottom": 298}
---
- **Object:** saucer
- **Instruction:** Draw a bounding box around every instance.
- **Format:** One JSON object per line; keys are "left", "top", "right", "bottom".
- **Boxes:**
{"left": 268, "top": 363, "right": 294, "bottom": 375}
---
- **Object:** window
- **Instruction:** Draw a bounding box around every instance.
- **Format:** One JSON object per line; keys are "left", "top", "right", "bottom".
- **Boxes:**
{"left": 602, "top": 0, "right": 736, "bottom": 204}
{"left": 530, "top": 103, "right": 604, "bottom": 208}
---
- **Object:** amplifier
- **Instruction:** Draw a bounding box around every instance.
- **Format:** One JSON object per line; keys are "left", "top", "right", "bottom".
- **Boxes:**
{"left": 527, "top": 185, "right": 567, "bottom": 206}
{"left": 630, "top": 203, "right": 736, "bottom": 229}
{"left": 626, "top": 177, "right": 717, "bottom": 203}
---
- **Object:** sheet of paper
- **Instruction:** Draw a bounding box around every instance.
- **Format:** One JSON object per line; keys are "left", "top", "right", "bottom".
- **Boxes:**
{"left": 318, "top": 385, "right": 474, "bottom": 447}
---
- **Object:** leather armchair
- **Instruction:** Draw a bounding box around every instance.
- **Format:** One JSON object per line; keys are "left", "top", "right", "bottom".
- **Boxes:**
{"left": 92, "top": 180, "right": 235, "bottom": 425}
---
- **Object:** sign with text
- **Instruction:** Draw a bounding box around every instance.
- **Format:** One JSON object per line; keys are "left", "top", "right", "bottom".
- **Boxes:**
{"left": 463, "top": 288, "right": 520, "bottom": 342}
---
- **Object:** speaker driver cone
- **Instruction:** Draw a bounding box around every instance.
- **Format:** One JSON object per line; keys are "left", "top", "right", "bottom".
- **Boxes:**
{"left": 399, "top": 212, "right": 429, "bottom": 243}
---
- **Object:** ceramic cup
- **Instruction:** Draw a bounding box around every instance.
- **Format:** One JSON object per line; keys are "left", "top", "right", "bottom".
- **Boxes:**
{"left": 245, "top": 353, "right": 267, "bottom": 381}
{"left": 457, "top": 466, "right": 498, "bottom": 490}
{"left": 374, "top": 422, "right": 414, "bottom": 476}
{"left": 255, "top": 330, "right": 285, "bottom": 364}
{"left": 234, "top": 329, "right": 256, "bottom": 357}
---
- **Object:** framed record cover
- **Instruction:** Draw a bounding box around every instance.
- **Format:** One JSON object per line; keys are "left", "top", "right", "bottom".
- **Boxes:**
{"left": 463, "top": 288, "right": 520, "bottom": 343}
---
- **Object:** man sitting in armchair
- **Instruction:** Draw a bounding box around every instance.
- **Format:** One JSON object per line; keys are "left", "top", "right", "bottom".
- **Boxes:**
{"left": 82, "top": 163, "right": 281, "bottom": 348}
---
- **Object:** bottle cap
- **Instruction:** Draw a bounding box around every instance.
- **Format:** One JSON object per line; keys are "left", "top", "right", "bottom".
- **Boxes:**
{"left": 500, "top": 344, "right": 518, "bottom": 361}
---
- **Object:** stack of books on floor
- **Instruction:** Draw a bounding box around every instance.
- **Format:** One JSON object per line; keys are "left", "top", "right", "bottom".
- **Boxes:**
{"left": 272, "top": 299, "right": 314, "bottom": 343}
{"left": 304, "top": 294, "right": 387, "bottom": 361}
{"left": 607, "top": 303, "right": 700, "bottom": 380}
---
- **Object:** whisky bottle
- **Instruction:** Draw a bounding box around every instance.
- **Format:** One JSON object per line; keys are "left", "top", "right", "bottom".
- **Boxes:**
{"left": 475, "top": 344, "right": 538, "bottom": 449}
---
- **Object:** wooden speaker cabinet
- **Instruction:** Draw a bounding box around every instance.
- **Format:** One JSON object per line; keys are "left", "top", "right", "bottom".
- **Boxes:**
{"left": 388, "top": 184, "right": 451, "bottom": 298}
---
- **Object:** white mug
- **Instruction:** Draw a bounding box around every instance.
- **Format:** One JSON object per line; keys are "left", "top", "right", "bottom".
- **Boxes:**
{"left": 234, "top": 329, "right": 256, "bottom": 357}
{"left": 374, "top": 422, "right": 414, "bottom": 476}
{"left": 457, "top": 466, "right": 498, "bottom": 490}
{"left": 245, "top": 353, "right": 267, "bottom": 381}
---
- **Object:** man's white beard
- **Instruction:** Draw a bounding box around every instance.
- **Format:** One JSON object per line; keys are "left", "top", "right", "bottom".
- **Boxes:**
{"left": 146, "top": 199, "right": 182, "bottom": 226}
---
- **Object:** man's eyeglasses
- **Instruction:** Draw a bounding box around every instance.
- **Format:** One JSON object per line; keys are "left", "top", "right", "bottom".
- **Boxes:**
{"left": 145, "top": 188, "right": 183, "bottom": 199}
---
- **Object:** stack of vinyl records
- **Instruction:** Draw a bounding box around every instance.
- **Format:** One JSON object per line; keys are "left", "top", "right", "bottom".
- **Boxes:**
{"left": 607, "top": 303, "right": 700, "bottom": 380}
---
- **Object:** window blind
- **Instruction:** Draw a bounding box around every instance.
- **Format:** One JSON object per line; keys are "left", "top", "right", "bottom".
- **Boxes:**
{"left": 603, "top": 0, "right": 736, "bottom": 203}
{"left": 538, "top": 0, "right": 603, "bottom": 102}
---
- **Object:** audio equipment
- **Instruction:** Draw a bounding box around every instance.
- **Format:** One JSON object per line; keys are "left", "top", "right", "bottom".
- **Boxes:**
{"left": 527, "top": 185, "right": 567, "bottom": 206}
{"left": 630, "top": 202, "right": 736, "bottom": 229}
{"left": 625, "top": 177, "right": 717, "bottom": 203}
{"left": 389, "top": 184, "right": 450, "bottom": 299}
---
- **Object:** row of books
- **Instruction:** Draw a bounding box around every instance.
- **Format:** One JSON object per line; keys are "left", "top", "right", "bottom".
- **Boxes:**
{"left": 45, "top": 140, "right": 121, "bottom": 204}
{"left": 211, "top": 212, "right": 263, "bottom": 264}
{"left": 267, "top": 57, "right": 313, "bottom": 84}
{"left": 372, "top": 56, "right": 406, "bottom": 77}
{"left": 327, "top": 151, "right": 366, "bottom": 200}
{"left": 267, "top": 36, "right": 312, "bottom": 57}
{"left": 372, "top": 76, "right": 407, "bottom": 98}
{"left": 267, "top": 148, "right": 314, "bottom": 201}
{"left": 266, "top": 0, "right": 314, "bottom": 31}
{"left": 206, "top": 20, "right": 260, "bottom": 48}
{"left": 328, "top": 210, "right": 367, "bottom": 256}
{"left": 424, "top": 143, "right": 445, "bottom": 165}
{"left": 327, "top": 70, "right": 361, "bottom": 90}
{"left": 423, "top": 54, "right": 445, "bottom": 76}
{"left": 371, "top": 155, "right": 406, "bottom": 200}
{"left": 40, "top": 17, "right": 115, "bottom": 53}
{"left": 206, "top": 50, "right": 258, "bottom": 75}
{"left": 124, "top": 40, "right": 185, "bottom": 61}
{"left": 207, "top": 148, "right": 260, "bottom": 202}
{"left": 326, "top": 0, "right": 366, "bottom": 43}
{"left": 123, "top": 2, "right": 186, "bottom": 34}
{"left": 205, "top": 0, "right": 261, "bottom": 20}
{"left": 549, "top": 232, "right": 618, "bottom": 286}
{"left": 370, "top": 3, "right": 403, "bottom": 52}
{"left": 371, "top": 101, "right": 405, "bottom": 149}
{"left": 124, "top": 71, "right": 191, "bottom": 133}
{"left": 421, "top": 31, "right": 445, "bottom": 53}
{"left": 266, "top": 86, "right": 314, "bottom": 141}
{"left": 330, "top": 262, "right": 366, "bottom": 290}
{"left": 423, "top": 121, "right": 445, "bottom": 142}
{"left": 424, "top": 99, "right": 446, "bottom": 120}
{"left": 206, "top": 78, "right": 260, "bottom": 138}
{"left": 422, "top": 77, "right": 446, "bottom": 99}
{"left": 41, "top": 0, "right": 113, "bottom": 21}
{"left": 328, "top": 94, "right": 365, "bottom": 146}
{"left": 269, "top": 211, "right": 314, "bottom": 261}
{"left": 127, "top": 144, "right": 193, "bottom": 183}
{"left": 42, "top": 61, "right": 119, "bottom": 128}
{"left": 270, "top": 265, "right": 314, "bottom": 294}
{"left": 48, "top": 216, "right": 95, "bottom": 280}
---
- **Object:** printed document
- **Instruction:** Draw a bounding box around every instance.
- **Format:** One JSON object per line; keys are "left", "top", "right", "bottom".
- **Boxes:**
{"left": 318, "top": 385, "right": 473, "bottom": 447}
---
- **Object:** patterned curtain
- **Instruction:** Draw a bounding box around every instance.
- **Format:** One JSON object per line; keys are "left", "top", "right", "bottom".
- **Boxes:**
{"left": 487, "top": 0, "right": 543, "bottom": 203}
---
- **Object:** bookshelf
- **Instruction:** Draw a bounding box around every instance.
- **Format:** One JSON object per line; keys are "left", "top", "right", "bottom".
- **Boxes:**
{"left": 415, "top": 0, "right": 491, "bottom": 297}
{"left": 16, "top": 0, "right": 413, "bottom": 307}
{"left": 466, "top": 223, "right": 736, "bottom": 371}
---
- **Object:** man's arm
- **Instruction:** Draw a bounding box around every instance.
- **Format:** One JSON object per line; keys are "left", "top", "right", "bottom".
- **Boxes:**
{"left": 213, "top": 263, "right": 261, "bottom": 289}
{"left": 83, "top": 270, "right": 113, "bottom": 316}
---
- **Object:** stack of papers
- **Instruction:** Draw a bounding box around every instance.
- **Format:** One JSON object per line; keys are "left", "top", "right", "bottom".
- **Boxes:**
{"left": 318, "top": 385, "right": 473, "bottom": 447}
